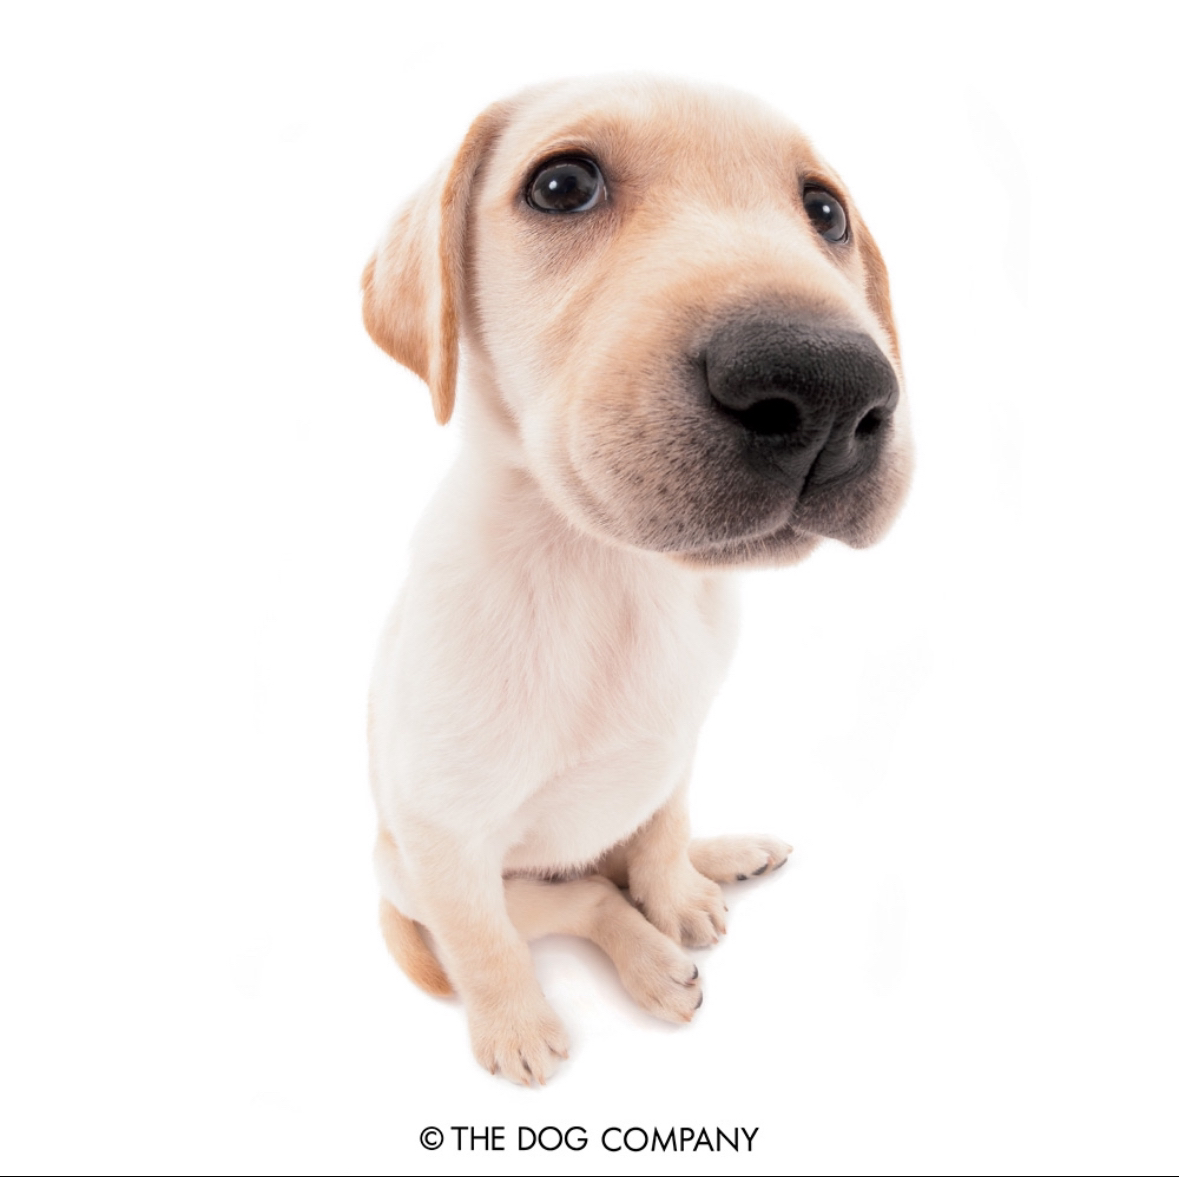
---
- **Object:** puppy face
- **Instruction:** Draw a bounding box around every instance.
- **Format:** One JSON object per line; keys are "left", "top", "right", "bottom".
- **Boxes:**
{"left": 367, "top": 77, "right": 913, "bottom": 566}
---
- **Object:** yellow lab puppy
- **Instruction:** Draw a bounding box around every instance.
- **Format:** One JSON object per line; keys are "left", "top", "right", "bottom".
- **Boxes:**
{"left": 362, "top": 76, "right": 912, "bottom": 1084}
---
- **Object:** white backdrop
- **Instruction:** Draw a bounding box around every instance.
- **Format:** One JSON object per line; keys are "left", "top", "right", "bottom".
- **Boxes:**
{"left": 2, "top": 3, "right": 1175, "bottom": 1174}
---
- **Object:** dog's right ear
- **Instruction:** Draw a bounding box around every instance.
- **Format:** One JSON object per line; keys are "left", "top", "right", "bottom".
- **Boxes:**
{"left": 361, "top": 104, "right": 509, "bottom": 425}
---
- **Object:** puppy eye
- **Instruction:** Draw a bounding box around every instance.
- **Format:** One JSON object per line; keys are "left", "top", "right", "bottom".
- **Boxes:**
{"left": 803, "top": 187, "right": 849, "bottom": 243}
{"left": 526, "top": 157, "right": 606, "bottom": 213}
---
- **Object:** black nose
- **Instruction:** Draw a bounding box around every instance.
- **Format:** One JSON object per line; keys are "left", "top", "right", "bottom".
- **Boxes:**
{"left": 703, "top": 318, "right": 899, "bottom": 488}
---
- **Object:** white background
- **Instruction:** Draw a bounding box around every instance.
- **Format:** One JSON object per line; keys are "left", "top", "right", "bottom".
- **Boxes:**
{"left": 2, "top": 3, "right": 1175, "bottom": 1174}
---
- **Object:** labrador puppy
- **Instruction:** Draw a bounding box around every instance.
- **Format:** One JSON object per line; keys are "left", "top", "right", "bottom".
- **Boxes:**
{"left": 362, "top": 76, "right": 912, "bottom": 1084}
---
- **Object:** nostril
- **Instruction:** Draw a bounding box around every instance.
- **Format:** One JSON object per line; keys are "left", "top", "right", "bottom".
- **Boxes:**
{"left": 732, "top": 397, "right": 803, "bottom": 438}
{"left": 854, "top": 406, "right": 887, "bottom": 439}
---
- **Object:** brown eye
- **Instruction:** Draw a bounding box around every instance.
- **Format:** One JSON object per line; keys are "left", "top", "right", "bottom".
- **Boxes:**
{"left": 803, "top": 187, "right": 848, "bottom": 243}
{"left": 527, "top": 157, "right": 605, "bottom": 213}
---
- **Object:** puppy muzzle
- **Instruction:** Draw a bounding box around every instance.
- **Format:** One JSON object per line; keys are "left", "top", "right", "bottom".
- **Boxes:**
{"left": 701, "top": 316, "right": 899, "bottom": 495}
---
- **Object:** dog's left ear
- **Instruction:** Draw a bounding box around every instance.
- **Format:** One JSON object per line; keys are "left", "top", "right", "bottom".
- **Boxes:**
{"left": 854, "top": 218, "right": 901, "bottom": 367}
{"left": 361, "top": 103, "right": 509, "bottom": 425}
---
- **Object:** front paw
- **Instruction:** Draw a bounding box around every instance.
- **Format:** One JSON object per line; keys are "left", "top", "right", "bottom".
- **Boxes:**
{"left": 636, "top": 865, "right": 727, "bottom": 948}
{"left": 614, "top": 926, "right": 705, "bottom": 1022}
{"left": 467, "top": 987, "right": 569, "bottom": 1086}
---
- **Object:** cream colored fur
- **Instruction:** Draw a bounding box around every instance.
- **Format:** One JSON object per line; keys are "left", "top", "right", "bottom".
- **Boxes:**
{"left": 362, "top": 77, "right": 911, "bottom": 1084}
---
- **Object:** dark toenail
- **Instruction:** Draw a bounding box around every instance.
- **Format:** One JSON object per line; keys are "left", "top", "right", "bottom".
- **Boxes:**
{"left": 695, "top": 991, "right": 704, "bottom": 1009}
{"left": 753, "top": 863, "right": 769, "bottom": 876}
{"left": 736, "top": 873, "right": 747, "bottom": 881}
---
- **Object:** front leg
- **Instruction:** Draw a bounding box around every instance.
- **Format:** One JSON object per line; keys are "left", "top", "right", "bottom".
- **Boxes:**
{"left": 618, "top": 785, "right": 794, "bottom": 947}
{"left": 402, "top": 823, "right": 568, "bottom": 1085}
{"left": 621, "top": 782, "right": 730, "bottom": 947}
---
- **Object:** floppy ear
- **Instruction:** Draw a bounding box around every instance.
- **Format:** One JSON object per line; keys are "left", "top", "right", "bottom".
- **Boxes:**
{"left": 855, "top": 218, "right": 901, "bottom": 367}
{"left": 361, "top": 104, "right": 509, "bottom": 425}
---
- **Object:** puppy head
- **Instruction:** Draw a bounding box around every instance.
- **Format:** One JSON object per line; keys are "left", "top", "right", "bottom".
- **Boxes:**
{"left": 363, "top": 77, "right": 913, "bottom": 566}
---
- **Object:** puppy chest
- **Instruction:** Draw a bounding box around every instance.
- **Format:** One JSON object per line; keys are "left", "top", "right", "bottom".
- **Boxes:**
{"left": 385, "top": 565, "right": 735, "bottom": 803}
